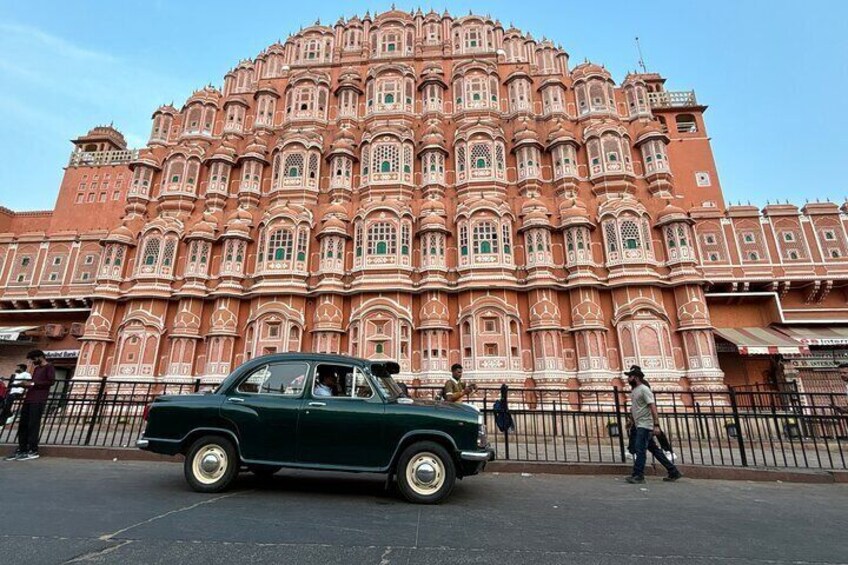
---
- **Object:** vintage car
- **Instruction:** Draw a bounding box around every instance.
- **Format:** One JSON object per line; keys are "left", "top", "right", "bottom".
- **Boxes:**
{"left": 137, "top": 353, "right": 494, "bottom": 503}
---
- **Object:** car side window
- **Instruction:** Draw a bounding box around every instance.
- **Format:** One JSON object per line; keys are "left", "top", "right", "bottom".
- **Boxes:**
{"left": 312, "top": 364, "right": 374, "bottom": 399}
{"left": 236, "top": 362, "right": 309, "bottom": 397}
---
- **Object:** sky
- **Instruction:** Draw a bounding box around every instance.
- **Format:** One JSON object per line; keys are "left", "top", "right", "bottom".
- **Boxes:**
{"left": 1, "top": 0, "right": 846, "bottom": 211}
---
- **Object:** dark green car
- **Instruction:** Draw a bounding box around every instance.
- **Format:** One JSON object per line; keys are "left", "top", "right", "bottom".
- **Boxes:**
{"left": 137, "top": 353, "right": 494, "bottom": 503}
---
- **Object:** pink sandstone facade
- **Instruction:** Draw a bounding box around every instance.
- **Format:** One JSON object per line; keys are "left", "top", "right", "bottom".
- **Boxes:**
{"left": 2, "top": 9, "right": 847, "bottom": 395}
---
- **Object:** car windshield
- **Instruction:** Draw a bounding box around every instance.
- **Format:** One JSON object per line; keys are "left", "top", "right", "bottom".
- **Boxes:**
{"left": 367, "top": 365, "right": 403, "bottom": 400}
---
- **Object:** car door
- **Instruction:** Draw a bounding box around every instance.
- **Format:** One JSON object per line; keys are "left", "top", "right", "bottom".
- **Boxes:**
{"left": 220, "top": 360, "right": 309, "bottom": 464}
{"left": 296, "top": 363, "right": 388, "bottom": 470}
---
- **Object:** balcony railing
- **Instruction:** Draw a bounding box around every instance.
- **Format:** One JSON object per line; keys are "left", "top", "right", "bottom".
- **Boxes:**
{"left": 68, "top": 150, "right": 139, "bottom": 167}
{"left": 648, "top": 90, "right": 698, "bottom": 109}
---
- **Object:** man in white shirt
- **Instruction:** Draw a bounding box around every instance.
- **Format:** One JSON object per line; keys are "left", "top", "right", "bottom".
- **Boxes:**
{"left": 1, "top": 364, "right": 31, "bottom": 425}
{"left": 313, "top": 369, "right": 337, "bottom": 397}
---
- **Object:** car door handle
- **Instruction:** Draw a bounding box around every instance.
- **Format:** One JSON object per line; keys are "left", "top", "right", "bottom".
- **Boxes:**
{"left": 308, "top": 401, "right": 326, "bottom": 407}
{"left": 228, "top": 397, "right": 245, "bottom": 403}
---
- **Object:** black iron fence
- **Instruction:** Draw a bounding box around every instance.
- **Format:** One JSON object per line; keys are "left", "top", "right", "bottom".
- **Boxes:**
{"left": 1, "top": 378, "right": 846, "bottom": 470}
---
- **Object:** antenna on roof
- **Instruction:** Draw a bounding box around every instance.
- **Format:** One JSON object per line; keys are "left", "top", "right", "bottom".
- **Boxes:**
{"left": 635, "top": 36, "right": 648, "bottom": 73}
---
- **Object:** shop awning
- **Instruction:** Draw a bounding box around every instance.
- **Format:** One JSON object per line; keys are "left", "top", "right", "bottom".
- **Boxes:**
{"left": 713, "top": 327, "right": 810, "bottom": 356}
{"left": 774, "top": 326, "right": 848, "bottom": 346}
{"left": 0, "top": 326, "right": 38, "bottom": 342}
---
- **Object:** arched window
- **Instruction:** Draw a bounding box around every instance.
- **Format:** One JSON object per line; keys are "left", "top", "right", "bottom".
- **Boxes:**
{"left": 368, "top": 222, "right": 397, "bottom": 255}
{"left": 676, "top": 114, "right": 698, "bottom": 133}
{"left": 137, "top": 232, "right": 179, "bottom": 277}
{"left": 603, "top": 215, "right": 654, "bottom": 264}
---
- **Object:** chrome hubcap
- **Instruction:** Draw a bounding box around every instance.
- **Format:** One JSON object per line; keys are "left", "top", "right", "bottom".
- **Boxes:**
{"left": 192, "top": 445, "right": 228, "bottom": 485}
{"left": 406, "top": 452, "right": 445, "bottom": 496}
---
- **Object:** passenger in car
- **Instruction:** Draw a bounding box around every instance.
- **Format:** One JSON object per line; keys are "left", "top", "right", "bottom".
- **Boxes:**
{"left": 314, "top": 368, "right": 337, "bottom": 397}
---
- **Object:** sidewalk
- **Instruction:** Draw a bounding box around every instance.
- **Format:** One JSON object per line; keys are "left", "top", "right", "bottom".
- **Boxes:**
{"left": 5, "top": 443, "right": 846, "bottom": 484}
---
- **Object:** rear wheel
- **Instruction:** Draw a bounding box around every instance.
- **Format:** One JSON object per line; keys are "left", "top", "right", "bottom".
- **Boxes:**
{"left": 184, "top": 435, "right": 238, "bottom": 493}
{"left": 396, "top": 441, "right": 456, "bottom": 504}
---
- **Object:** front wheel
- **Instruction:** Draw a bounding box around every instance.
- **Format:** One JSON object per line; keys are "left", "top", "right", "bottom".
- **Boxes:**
{"left": 396, "top": 441, "right": 456, "bottom": 504}
{"left": 184, "top": 435, "right": 238, "bottom": 493}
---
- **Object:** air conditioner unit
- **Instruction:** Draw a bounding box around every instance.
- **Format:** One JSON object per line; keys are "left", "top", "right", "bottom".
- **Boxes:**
{"left": 43, "top": 324, "right": 67, "bottom": 339}
{"left": 70, "top": 323, "right": 85, "bottom": 337}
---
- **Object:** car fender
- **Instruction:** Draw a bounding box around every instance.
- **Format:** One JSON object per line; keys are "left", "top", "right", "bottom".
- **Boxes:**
{"left": 387, "top": 429, "right": 460, "bottom": 471}
{"left": 178, "top": 427, "right": 243, "bottom": 458}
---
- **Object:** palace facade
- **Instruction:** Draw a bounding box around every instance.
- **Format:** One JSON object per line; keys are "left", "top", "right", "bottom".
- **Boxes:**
{"left": 2, "top": 9, "right": 847, "bottom": 395}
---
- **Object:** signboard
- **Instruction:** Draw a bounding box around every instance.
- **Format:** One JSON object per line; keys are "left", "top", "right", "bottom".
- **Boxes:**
{"left": 44, "top": 350, "right": 80, "bottom": 359}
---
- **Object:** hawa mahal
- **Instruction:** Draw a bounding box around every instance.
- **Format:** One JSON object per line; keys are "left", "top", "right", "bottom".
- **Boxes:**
{"left": 2, "top": 9, "right": 847, "bottom": 395}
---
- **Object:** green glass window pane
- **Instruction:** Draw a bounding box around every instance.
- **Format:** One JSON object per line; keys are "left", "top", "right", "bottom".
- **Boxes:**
{"left": 297, "top": 252, "right": 305, "bottom": 261}
{"left": 401, "top": 245, "right": 409, "bottom": 255}
{"left": 376, "top": 241, "right": 387, "bottom": 254}
{"left": 480, "top": 241, "right": 492, "bottom": 254}
{"left": 385, "top": 93, "right": 395, "bottom": 103}
{"left": 381, "top": 161, "right": 391, "bottom": 172}
{"left": 461, "top": 245, "right": 468, "bottom": 256}
{"left": 274, "top": 248, "right": 284, "bottom": 260}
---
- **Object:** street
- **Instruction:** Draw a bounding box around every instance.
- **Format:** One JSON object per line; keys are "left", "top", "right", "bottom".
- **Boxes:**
{"left": 0, "top": 458, "right": 846, "bottom": 564}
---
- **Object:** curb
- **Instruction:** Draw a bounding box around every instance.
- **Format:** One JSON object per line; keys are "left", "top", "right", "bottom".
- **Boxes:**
{"left": 4, "top": 445, "right": 846, "bottom": 484}
{"left": 487, "top": 461, "right": 848, "bottom": 484}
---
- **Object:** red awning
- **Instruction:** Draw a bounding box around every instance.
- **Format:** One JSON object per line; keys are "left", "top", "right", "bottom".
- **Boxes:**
{"left": 713, "top": 327, "right": 810, "bottom": 356}
{"left": 774, "top": 326, "right": 848, "bottom": 347}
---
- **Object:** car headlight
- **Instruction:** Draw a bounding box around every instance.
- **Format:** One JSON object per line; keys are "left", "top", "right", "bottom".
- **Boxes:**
{"left": 477, "top": 422, "right": 488, "bottom": 448}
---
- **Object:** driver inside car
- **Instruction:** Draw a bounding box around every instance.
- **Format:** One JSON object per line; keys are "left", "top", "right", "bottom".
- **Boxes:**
{"left": 314, "top": 368, "right": 338, "bottom": 397}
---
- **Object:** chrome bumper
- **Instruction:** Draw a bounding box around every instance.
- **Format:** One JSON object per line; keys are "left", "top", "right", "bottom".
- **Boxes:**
{"left": 136, "top": 439, "right": 149, "bottom": 449}
{"left": 460, "top": 448, "right": 495, "bottom": 462}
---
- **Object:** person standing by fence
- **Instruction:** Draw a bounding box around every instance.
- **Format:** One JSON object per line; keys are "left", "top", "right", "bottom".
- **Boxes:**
{"left": 1, "top": 364, "right": 31, "bottom": 426}
{"left": 624, "top": 365, "right": 682, "bottom": 484}
{"left": 4, "top": 350, "right": 55, "bottom": 461}
{"left": 443, "top": 364, "right": 476, "bottom": 402}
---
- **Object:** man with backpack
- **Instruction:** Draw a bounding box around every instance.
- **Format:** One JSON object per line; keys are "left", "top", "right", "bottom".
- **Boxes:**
{"left": 624, "top": 365, "right": 682, "bottom": 484}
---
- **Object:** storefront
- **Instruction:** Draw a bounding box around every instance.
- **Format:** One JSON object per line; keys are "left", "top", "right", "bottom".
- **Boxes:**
{"left": 712, "top": 327, "right": 810, "bottom": 389}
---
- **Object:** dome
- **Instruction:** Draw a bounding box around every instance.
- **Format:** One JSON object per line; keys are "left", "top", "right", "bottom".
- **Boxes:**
{"left": 546, "top": 121, "right": 578, "bottom": 148}
{"left": 656, "top": 202, "right": 690, "bottom": 226}
{"left": 520, "top": 196, "right": 551, "bottom": 228}
{"left": 324, "top": 201, "right": 350, "bottom": 219}
{"left": 529, "top": 295, "right": 562, "bottom": 329}
{"left": 571, "top": 62, "right": 611, "bottom": 82}
{"left": 186, "top": 214, "right": 218, "bottom": 240}
{"left": 420, "top": 214, "right": 447, "bottom": 230}
{"left": 105, "top": 224, "right": 135, "bottom": 245}
{"left": 558, "top": 198, "right": 593, "bottom": 228}
{"left": 419, "top": 297, "right": 450, "bottom": 328}
{"left": 319, "top": 216, "right": 349, "bottom": 237}
{"left": 223, "top": 207, "right": 254, "bottom": 237}
{"left": 512, "top": 124, "right": 541, "bottom": 148}
{"left": 635, "top": 122, "right": 667, "bottom": 145}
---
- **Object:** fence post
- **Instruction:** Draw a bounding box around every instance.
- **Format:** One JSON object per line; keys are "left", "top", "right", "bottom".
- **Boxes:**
{"left": 729, "top": 389, "right": 748, "bottom": 467}
{"left": 613, "top": 386, "right": 626, "bottom": 463}
{"left": 84, "top": 377, "right": 108, "bottom": 447}
{"left": 193, "top": 378, "right": 201, "bottom": 393}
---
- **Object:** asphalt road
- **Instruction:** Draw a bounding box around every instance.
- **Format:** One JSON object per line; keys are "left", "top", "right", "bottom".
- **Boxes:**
{"left": 0, "top": 457, "right": 846, "bottom": 565}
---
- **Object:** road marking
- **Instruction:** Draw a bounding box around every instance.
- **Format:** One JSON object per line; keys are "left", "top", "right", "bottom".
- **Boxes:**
{"left": 99, "top": 490, "right": 249, "bottom": 541}
{"left": 63, "top": 540, "right": 133, "bottom": 563}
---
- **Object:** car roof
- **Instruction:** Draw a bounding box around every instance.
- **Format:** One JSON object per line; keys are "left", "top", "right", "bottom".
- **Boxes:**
{"left": 249, "top": 352, "right": 377, "bottom": 365}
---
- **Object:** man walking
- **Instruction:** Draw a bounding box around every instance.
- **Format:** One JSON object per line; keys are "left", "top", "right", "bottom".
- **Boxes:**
{"left": 624, "top": 365, "right": 681, "bottom": 483}
{"left": 443, "top": 363, "right": 476, "bottom": 402}
{"left": 5, "top": 350, "right": 55, "bottom": 461}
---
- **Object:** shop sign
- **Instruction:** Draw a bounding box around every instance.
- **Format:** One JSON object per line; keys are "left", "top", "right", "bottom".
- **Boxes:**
{"left": 44, "top": 350, "right": 80, "bottom": 359}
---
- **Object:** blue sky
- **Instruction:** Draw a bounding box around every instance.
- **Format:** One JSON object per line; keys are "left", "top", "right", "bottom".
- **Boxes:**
{"left": 1, "top": 1, "right": 846, "bottom": 211}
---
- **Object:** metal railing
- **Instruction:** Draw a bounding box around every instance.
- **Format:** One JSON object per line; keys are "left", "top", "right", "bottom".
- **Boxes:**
{"left": 68, "top": 149, "right": 139, "bottom": 167}
{"left": 1, "top": 379, "right": 845, "bottom": 469}
{"left": 648, "top": 90, "right": 698, "bottom": 108}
